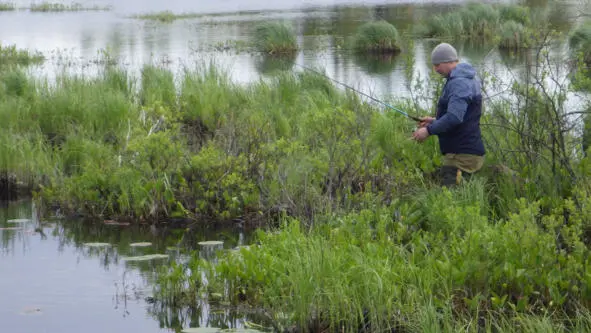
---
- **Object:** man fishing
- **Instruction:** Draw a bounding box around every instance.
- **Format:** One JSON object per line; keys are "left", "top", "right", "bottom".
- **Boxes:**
{"left": 411, "top": 42, "right": 485, "bottom": 186}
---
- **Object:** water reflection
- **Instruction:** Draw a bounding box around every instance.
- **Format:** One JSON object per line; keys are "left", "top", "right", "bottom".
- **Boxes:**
{"left": 256, "top": 53, "right": 297, "bottom": 75}
{"left": 0, "top": 200, "right": 252, "bottom": 332}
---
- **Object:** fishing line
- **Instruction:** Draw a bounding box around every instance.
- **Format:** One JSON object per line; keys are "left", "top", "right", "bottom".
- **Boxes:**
{"left": 294, "top": 63, "right": 422, "bottom": 122}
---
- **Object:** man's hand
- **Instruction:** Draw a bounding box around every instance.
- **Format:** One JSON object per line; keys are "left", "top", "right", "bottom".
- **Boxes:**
{"left": 417, "top": 116, "right": 435, "bottom": 128}
{"left": 412, "top": 127, "right": 430, "bottom": 142}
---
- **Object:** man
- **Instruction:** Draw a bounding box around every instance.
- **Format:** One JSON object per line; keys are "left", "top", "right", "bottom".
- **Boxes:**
{"left": 412, "top": 43, "right": 485, "bottom": 186}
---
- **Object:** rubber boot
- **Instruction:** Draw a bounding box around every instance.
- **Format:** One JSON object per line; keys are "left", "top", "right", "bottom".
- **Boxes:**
{"left": 440, "top": 165, "right": 470, "bottom": 187}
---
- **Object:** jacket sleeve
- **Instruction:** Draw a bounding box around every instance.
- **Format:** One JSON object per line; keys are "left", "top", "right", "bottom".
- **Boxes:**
{"left": 427, "top": 80, "right": 471, "bottom": 135}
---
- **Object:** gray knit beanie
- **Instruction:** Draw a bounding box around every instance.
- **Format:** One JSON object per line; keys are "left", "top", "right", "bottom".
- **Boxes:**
{"left": 431, "top": 43, "right": 458, "bottom": 65}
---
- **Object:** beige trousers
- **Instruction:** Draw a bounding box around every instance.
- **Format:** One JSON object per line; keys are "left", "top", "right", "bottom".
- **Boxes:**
{"left": 443, "top": 153, "right": 484, "bottom": 173}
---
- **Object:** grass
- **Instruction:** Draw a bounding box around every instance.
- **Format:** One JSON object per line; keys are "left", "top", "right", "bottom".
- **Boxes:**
{"left": 155, "top": 181, "right": 591, "bottom": 332}
{"left": 252, "top": 21, "right": 298, "bottom": 54}
{"left": 0, "top": 44, "right": 44, "bottom": 66}
{"left": 133, "top": 10, "right": 201, "bottom": 23}
{"left": 569, "top": 20, "right": 591, "bottom": 64}
{"left": 352, "top": 20, "right": 401, "bottom": 53}
{"left": 417, "top": 3, "right": 534, "bottom": 50}
{"left": 29, "top": 2, "right": 111, "bottom": 12}
{"left": 0, "top": 2, "right": 15, "bottom": 11}
{"left": 499, "top": 20, "right": 529, "bottom": 50}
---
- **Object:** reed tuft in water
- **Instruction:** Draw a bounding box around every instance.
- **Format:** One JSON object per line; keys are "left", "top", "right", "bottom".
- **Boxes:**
{"left": 252, "top": 22, "right": 298, "bottom": 54}
{"left": 29, "top": 2, "right": 111, "bottom": 12}
{"left": 418, "top": 3, "right": 533, "bottom": 50}
{"left": 133, "top": 10, "right": 201, "bottom": 23}
{"left": 0, "top": 2, "right": 15, "bottom": 11}
{"left": 569, "top": 20, "right": 591, "bottom": 64}
{"left": 0, "top": 44, "right": 44, "bottom": 66}
{"left": 352, "top": 20, "right": 401, "bottom": 53}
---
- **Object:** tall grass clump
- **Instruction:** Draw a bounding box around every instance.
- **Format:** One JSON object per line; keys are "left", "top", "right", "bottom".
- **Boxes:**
{"left": 252, "top": 22, "right": 298, "bottom": 55}
{"left": 569, "top": 20, "right": 591, "bottom": 64}
{"left": 0, "top": 2, "right": 15, "bottom": 11}
{"left": 0, "top": 44, "right": 44, "bottom": 66}
{"left": 133, "top": 11, "right": 200, "bottom": 23}
{"left": 499, "top": 20, "right": 528, "bottom": 49}
{"left": 418, "top": 3, "right": 533, "bottom": 50}
{"left": 29, "top": 2, "right": 110, "bottom": 12}
{"left": 140, "top": 64, "right": 177, "bottom": 110}
{"left": 352, "top": 20, "right": 401, "bottom": 53}
{"left": 499, "top": 4, "right": 531, "bottom": 26}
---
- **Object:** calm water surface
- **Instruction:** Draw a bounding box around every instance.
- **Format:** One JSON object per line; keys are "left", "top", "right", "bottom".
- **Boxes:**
{"left": 0, "top": 200, "right": 249, "bottom": 332}
{"left": 0, "top": 0, "right": 584, "bottom": 101}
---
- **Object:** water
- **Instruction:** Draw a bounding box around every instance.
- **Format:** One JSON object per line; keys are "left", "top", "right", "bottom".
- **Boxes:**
{"left": 0, "top": 0, "right": 583, "bottom": 102}
{"left": 0, "top": 200, "right": 250, "bottom": 332}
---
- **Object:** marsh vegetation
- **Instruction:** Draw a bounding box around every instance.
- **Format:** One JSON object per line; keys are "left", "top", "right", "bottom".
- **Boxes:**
{"left": 3, "top": 0, "right": 591, "bottom": 332}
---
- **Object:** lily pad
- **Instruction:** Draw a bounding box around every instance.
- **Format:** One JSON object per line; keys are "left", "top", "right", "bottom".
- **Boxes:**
{"left": 198, "top": 241, "right": 224, "bottom": 246}
{"left": 104, "top": 220, "right": 131, "bottom": 226}
{"left": 83, "top": 242, "right": 111, "bottom": 248}
{"left": 7, "top": 219, "right": 32, "bottom": 224}
{"left": 182, "top": 328, "right": 265, "bottom": 333}
{"left": 129, "top": 242, "right": 152, "bottom": 247}
{"left": 181, "top": 328, "right": 222, "bottom": 333}
{"left": 20, "top": 307, "right": 42, "bottom": 315}
{"left": 121, "top": 254, "right": 169, "bottom": 262}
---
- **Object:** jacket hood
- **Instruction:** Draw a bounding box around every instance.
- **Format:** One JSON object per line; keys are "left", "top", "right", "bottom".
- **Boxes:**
{"left": 449, "top": 62, "right": 476, "bottom": 79}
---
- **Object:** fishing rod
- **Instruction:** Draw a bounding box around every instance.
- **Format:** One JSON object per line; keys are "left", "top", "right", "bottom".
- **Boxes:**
{"left": 294, "top": 63, "right": 423, "bottom": 122}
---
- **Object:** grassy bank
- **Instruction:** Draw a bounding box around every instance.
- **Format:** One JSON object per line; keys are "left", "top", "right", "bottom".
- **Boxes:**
{"left": 155, "top": 184, "right": 591, "bottom": 332}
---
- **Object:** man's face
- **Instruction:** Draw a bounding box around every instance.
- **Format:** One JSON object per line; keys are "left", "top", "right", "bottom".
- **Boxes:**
{"left": 433, "top": 62, "right": 454, "bottom": 77}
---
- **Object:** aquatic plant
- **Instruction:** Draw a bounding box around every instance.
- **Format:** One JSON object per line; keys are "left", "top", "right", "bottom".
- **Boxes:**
{"left": 133, "top": 10, "right": 201, "bottom": 23}
{"left": 252, "top": 22, "right": 298, "bottom": 54}
{"left": 569, "top": 20, "right": 591, "bottom": 64}
{"left": 499, "top": 4, "right": 531, "bottom": 26}
{"left": 351, "top": 20, "right": 401, "bottom": 53}
{"left": 0, "top": 2, "right": 15, "bottom": 11}
{"left": 418, "top": 3, "right": 534, "bottom": 49}
{"left": 0, "top": 44, "right": 44, "bottom": 66}
{"left": 498, "top": 20, "right": 528, "bottom": 50}
{"left": 29, "top": 2, "right": 111, "bottom": 12}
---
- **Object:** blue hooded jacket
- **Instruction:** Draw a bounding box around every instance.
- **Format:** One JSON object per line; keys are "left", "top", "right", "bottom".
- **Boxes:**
{"left": 427, "top": 62, "right": 485, "bottom": 156}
